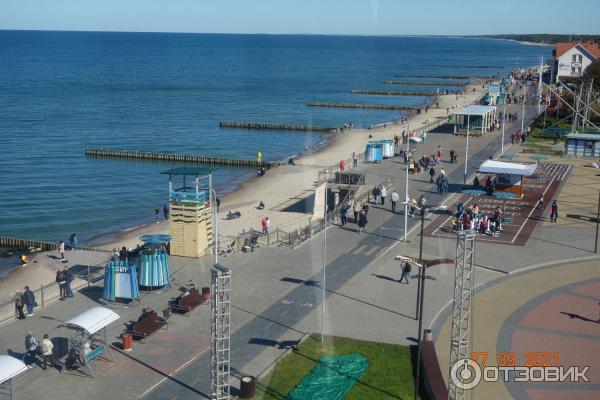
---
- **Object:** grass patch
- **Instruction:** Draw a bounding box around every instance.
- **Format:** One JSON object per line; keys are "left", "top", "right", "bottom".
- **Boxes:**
{"left": 256, "top": 334, "right": 421, "bottom": 400}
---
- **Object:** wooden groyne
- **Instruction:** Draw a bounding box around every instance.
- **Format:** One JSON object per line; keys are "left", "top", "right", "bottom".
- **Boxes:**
{"left": 85, "top": 148, "right": 285, "bottom": 167}
{"left": 394, "top": 74, "right": 473, "bottom": 80}
{"left": 219, "top": 121, "right": 334, "bottom": 132}
{"left": 0, "top": 237, "right": 111, "bottom": 253}
{"left": 306, "top": 102, "right": 419, "bottom": 110}
{"left": 351, "top": 89, "right": 439, "bottom": 96}
{"left": 383, "top": 80, "right": 467, "bottom": 86}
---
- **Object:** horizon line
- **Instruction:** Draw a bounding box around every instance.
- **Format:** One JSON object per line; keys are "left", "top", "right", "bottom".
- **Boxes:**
{"left": 0, "top": 28, "right": 596, "bottom": 38}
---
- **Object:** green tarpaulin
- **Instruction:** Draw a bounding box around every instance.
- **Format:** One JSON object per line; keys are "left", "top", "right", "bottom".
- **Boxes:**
{"left": 285, "top": 353, "right": 368, "bottom": 400}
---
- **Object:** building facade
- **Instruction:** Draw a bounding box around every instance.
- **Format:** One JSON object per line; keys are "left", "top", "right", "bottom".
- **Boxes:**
{"left": 553, "top": 41, "right": 600, "bottom": 82}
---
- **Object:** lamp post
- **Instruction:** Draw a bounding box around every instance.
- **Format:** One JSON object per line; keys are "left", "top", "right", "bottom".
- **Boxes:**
{"left": 409, "top": 200, "right": 449, "bottom": 400}
{"left": 464, "top": 106, "right": 471, "bottom": 185}
{"left": 404, "top": 122, "right": 411, "bottom": 242}
{"left": 501, "top": 93, "right": 507, "bottom": 155}
{"left": 211, "top": 188, "right": 219, "bottom": 266}
{"left": 595, "top": 190, "right": 600, "bottom": 254}
{"left": 321, "top": 183, "right": 328, "bottom": 342}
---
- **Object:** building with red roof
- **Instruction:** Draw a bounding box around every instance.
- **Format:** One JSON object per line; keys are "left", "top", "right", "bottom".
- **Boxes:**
{"left": 553, "top": 41, "right": 600, "bottom": 82}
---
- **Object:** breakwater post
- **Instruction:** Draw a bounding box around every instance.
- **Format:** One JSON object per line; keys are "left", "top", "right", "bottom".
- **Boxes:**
{"left": 306, "top": 102, "right": 419, "bottom": 110}
{"left": 85, "top": 148, "right": 285, "bottom": 167}
{"left": 383, "top": 80, "right": 467, "bottom": 86}
{"left": 350, "top": 89, "right": 440, "bottom": 96}
{"left": 219, "top": 121, "right": 335, "bottom": 132}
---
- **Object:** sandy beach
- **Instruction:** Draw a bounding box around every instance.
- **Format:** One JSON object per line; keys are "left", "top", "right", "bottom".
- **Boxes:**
{"left": 0, "top": 82, "right": 488, "bottom": 304}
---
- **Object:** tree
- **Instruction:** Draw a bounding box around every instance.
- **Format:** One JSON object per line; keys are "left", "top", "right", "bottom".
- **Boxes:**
{"left": 583, "top": 60, "right": 600, "bottom": 91}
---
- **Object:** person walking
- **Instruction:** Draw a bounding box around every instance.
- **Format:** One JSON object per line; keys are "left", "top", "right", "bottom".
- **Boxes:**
{"left": 352, "top": 152, "right": 358, "bottom": 167}
{"left": 58, "top": 240, "right": 65, "bottom": 261}
{"left": 257, "top": 150, "right": 262, "bottom": 162}
{"left": 24, "top": 331, "right": 39, "bottom": 368}
{"left": 391, "top": 190, "right": 399, "bottom": 213}
{"left": 357, "top": 209, "right": 368, "bottom": 234}
{"left": 14, "top": 292, "right": 26, "bottom": 319}
{"left": 429, "top": 167, "right": 436, "bottom": 183}
{"left": 65, "top": 267, "right": 74, "bottom": 298}
{"left": 41, "top": 334, "right": 55, "bottom": 370}
{"left": 69, "top": 233, "right": 78, "bottom": 250}
{"left": 538, "top": 195, "right": 545, "bottom": 210}
{"left": 550, "top": 200, "right": 558, "bottom": 223}
{"left": 380, "top": 185, "right": 387, "bottom": 206}
{"left": 340, "top": 204, "right": 348, "bottom": 226}
{"left": 352, "top": 201, "right": 360, "bottom": 222}
{"left": 163, "top": 204, "right": 169, "bottom": 221}
{"left": 399, "top": 260, "right": 411, "bottom": 284}
{"left": 409, "top": 198, "right": 418, "bottom": 218}
{"left": 155, "top": 207, "right": 160, "bottom": 222}
{"left": 56, "top": 269, "right": 67, "bottom": 301}
{"left": 23, "top": 286, "right": 35, "bottom": 316}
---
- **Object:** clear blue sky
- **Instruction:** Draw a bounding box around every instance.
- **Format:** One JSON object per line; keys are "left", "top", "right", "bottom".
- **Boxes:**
{"left": 1, "top": 0, "right": 598, "bottom": 35}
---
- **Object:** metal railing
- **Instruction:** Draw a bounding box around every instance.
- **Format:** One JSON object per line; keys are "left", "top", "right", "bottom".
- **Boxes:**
{"left": 0, "top": 260, "right": 107, "bottom": 326}
{"left": 0, "top": 237, "right": 112, "bottom": 253}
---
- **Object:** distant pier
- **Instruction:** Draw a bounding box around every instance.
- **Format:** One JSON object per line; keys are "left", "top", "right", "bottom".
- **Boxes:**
{"left": 85, "top": 148, "right": 285, "bottom": 167}
{"left": 306, "top": 102, "right": 420, "bottom": 110}
{"left": 351, "top": 89, "right": 439, "bottom": 96}
{"left": 219, "top": 121, "right": 335, "bottom": 132}
{"left": 383, "top": 80, "right": 467, "bottom": 86}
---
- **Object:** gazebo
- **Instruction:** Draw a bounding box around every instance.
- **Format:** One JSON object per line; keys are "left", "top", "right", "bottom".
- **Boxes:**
{"left": 479, "top": 160, "right": 538, "bottom": 197}
{"left": 454, "top": 105, "right": 497, "bottom": 135}
{"left": 60, "top": 307, "right": 119, "bottom": 377}
{"left": 0, "top": 356, "right": 28, "bottom": 400}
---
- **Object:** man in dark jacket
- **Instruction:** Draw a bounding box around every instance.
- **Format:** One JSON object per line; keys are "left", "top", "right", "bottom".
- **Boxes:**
{"left": 56, "top": 269, "right": 67, "bottom": 301}
{"left": 23, "top": 286, "right": 36, "bottom": 316}
{"left": 358, "top": 209, "right": 368, "bottom": 234}
{"left": 65, "top": 267, "right": 74, "bottom": 298}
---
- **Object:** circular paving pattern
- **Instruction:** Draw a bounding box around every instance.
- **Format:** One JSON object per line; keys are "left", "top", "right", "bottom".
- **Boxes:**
{"left": 498, "top": 278, "right": 600, "bottom": 400}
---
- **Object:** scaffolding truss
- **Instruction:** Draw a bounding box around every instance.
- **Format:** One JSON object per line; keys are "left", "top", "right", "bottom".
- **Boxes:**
{"left": 448, "top": 231, "right": 476, "bottom": 400}
{"left": 211, "top": 264, "right": 231, "bottom": 400}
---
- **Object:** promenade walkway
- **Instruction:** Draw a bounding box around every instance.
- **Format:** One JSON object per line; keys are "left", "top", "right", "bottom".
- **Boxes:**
{"left": 4, "top": 82, "right": 584, "bottom": 400}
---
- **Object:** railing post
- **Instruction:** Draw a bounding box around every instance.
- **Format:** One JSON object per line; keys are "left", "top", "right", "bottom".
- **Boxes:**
{"left": 88, "top": 264, "right": 91, "bottom": 287}
{"left": 41, "top": 284, "right": 45, "bottom": 307}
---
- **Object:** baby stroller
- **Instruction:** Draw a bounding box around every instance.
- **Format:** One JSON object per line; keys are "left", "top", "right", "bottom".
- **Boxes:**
{"left": 242, "top": 230, "right": 261, "bottom": 252}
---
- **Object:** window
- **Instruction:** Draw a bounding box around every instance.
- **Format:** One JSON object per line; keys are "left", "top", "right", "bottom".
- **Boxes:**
{"left": 572, "top": 54, "right": 577, "bottom": 62}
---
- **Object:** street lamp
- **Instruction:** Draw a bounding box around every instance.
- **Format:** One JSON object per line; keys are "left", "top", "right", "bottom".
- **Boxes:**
{"left": 463, "top": 106, "right": 471, "bottom": 185}
{"left": 501, "top": 92, "right": 507, "bottom": 155}
{"left": 412, "top": 200, "right": 449, "bottom": 400}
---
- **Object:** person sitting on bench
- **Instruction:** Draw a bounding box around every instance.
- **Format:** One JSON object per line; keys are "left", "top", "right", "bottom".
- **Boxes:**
{"left": 226, "top": 210, "right": 242, "bottom": 220}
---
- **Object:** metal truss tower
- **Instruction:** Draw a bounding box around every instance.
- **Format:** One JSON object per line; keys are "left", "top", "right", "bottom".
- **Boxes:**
{"left": 448, "top": 231, "right": 476, "bottom": 400}
{"left": 211, "top": 264, "right": 231, "bottom": 400}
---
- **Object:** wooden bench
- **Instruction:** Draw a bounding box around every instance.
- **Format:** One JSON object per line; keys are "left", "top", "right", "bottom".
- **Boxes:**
{"left": 129, "top": 312, "right": 168, "bottom": 343}
{"left": 170, "top": 289, "right": 206, "bottom": 316}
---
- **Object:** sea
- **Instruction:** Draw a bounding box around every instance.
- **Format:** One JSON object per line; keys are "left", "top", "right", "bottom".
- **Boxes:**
{"left": 0, "top": 31, "right": 552, "bottom": 244}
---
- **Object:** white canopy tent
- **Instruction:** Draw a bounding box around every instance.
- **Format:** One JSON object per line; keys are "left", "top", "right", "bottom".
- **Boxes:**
{"left": 479, "top": 160, "right": 537, "bottom": 176}
{"left": 0, "top": 356, "right": 28, "bottom": 400}
{"left": 454, "top": 105, "right": 498, "bottom": 134}
{"left": 60, "top": 307, "right": 119, "bottom": 377}
{"left": 479, "top": 160, "right": 537, "bottom": 197}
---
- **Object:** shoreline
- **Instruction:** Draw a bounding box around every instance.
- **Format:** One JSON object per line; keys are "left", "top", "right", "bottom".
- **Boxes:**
{"left": 90, "top": 84, "right": 487, "bottom": 251}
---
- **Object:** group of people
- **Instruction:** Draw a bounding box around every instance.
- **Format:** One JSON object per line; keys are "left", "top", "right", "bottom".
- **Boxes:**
{"left": 154, "top": 204, "right": 169, "bottom": 222}
{"left": 510, "top": 129, "right": 529, "bottom": 144}
{"left": 14, "top": 286, "right": 36, "bottom": 319}
{"left": 452, "top": 202, "right": 504, "bottom": 236}
{"left": 339, "top": 200, "right": 370, "bottom": 233}
{"left": 23, "top": 331, "right": 55, "bottom": 370}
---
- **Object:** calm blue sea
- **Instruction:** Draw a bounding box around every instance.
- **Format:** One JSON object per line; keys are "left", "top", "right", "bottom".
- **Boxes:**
{"left": 0, "top": 31, "right": 551, "bottom": 243}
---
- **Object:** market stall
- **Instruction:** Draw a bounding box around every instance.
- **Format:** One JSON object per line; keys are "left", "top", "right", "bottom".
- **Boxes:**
{"left": 0, "top": 356, "right": 28, "bottom": 400}
{"left": 364, "top": 143, "right": 383, "bottom": 163}
{"left": 102, "top": 260, "right": 140, "bottom": 304}
{"left": 478, "top": 160, "right": 537, "bottom": 197}
{"left": 60, "top": 307, "right": 119, "bottom": 377}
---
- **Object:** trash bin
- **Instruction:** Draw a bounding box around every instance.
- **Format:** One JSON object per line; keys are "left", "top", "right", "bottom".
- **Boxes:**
{"left": 423, "top": 329, "right": 432, "bottom": 342}
{"left": 122, "top": 333, "right": 133, "bottom": 351}
{"left": 240, "top": 375, "right": 256, "bottom": 399}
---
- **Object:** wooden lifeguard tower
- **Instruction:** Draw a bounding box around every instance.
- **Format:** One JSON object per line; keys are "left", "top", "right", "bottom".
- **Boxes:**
{"left": 161, "top": 167, "right": 216, "bottom": 258}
